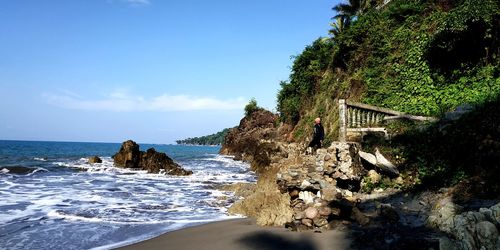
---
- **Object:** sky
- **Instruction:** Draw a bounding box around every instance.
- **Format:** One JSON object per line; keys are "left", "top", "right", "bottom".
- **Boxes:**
{"left": 0, "top": 0, "right": 340, "bottom": 144}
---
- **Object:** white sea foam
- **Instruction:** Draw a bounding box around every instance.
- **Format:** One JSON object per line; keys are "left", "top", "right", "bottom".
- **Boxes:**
{"left": 0, "top": 151, "right": 255, "bottom": 250}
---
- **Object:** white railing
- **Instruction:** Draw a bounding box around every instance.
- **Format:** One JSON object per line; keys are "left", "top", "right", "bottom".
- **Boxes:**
{"left": 338, "top": 99, "right": 436, "bottom": 142}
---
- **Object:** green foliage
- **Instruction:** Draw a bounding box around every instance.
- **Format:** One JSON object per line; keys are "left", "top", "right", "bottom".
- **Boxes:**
{"left": 176, "top": 128, "right": 233, "bottom": 146}
{"left": 393, "top": 95, "right": 500, "bottom": 191}
{"left": 277, "top": 38, "right": 335, "bottom": 124}
{"left": 244, "top": 98, "right": 261, "bottom": 117}
{"left": 328, "top": 0, "right": 500, "bottom": 117}
{"left": 276, "top": 0, "right": 500, "bottom": 170}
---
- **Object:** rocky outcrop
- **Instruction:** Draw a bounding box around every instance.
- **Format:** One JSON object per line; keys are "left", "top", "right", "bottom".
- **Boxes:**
{"left": 113, "top": 140, "right": 141, "bottom": 168}
{"left": 113, "top": 140, "right": 192, "bottom": 175}
{"left": 220, "top": 109, "right": 279, "bottom": 164}
{"left": 226, "top": 142, "right": 307, "bottom": 226}
{"left": 427, "top": 197, "right": 500, "bottom": 250}
{"left": 229, "top": 187, "right": 294, "bottom": 227}
{"left": 88, "top": 156, "right": 102, "bottom": 164}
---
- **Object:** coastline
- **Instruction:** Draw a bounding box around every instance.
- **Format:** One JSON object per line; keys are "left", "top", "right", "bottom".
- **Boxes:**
{"left": 117, "top": 218, "right": 351, "bottom": 250}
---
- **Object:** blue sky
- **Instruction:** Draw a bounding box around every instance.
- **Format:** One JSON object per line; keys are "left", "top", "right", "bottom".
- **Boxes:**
{"left": 0, "top": 0, "right": 340, "bottom": 144}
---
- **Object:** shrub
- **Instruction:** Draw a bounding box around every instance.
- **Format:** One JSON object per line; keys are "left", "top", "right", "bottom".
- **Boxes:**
{"left": 244, "top": 98, "right": 260, "bottom": 117}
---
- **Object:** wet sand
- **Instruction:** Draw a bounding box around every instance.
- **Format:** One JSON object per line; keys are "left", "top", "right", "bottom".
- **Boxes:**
{"left": 118, "top": 218, "right": 351, "bottom": 250}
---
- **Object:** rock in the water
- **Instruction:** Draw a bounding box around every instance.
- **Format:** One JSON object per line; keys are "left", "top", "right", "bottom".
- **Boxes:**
{"left": 113, "top": 140, "right": 192, "bottom": 175}
{"left": 113, "top": 140, "right": 141, "bottom": 168}
{"left": 0, "top": 166, "right": 37, "bottom": 174}
{"left": 88, "top": 156, "right": 102, "bottom": 164}
{"left": 141, "top": 148, "right": 192, "bottom": 175}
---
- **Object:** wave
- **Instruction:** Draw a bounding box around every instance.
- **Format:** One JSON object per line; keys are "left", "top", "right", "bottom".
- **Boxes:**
{"left": 0, "top": 166, "right": 49, "bottom": 175}
{"left": 0, "top": 150, "right": 255, "bottom": 250}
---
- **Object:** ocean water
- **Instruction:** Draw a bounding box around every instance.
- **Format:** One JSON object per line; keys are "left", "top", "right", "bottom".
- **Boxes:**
{"left": 0, "top": 140, "right": 255, "bottom": 250}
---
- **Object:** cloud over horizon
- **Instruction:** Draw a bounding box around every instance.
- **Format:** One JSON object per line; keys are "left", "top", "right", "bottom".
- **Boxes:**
{"left": 43, "top": 90, "right": 247, "bottom": 112}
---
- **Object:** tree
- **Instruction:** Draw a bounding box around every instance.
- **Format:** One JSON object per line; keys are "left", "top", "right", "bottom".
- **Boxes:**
{"left": 333, "top": 0, "right": 363, "bottom": 20}
{"left": 329, "top": 16, "right": 351, "bottom": 37}
{"left": 244, "top": 98, "right": 261, "bottom": 117}
{"left": 332, "top": 0, "right": 376, "bottom": 27}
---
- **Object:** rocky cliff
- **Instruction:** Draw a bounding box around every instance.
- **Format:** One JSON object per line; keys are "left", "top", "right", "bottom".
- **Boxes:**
{"left": 221, "top": 106, "right": 499, "bottom": 249}
{"left": 220, "top": 109, "right": 287, "bottom": 172}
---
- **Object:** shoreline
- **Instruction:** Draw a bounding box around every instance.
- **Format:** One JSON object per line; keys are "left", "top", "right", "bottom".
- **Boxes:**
{"left": 117, "top": 218, "right": 351, "bottom": 250}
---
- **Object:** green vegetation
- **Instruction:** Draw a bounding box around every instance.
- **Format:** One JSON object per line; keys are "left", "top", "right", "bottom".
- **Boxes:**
{"left": 176, "top": 128, "right": 233, "bottom": 145}
{"left": 394, "top": 96, "right": 500, "bottom": 191}
{"left": 277, "top": 0, "right": 499, "bottom": 143}
{"left": 275, "top": 0, "right": 499, "bottom": 192}
{"left": 244, "top": 98, "right": 264, "bottom": 117}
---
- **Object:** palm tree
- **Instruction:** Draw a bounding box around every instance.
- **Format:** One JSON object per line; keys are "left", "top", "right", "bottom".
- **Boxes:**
{"left": 330, "top": 0, "right": 377, "bottom": 37}
{"left": 329, "top": 16, "right": 350, "bottom": 37}
{"left": 333, "top": 0, "right": 361, "bottom": 20}
{"left": 332, "top": 0, "right": 375, "bottom": 20}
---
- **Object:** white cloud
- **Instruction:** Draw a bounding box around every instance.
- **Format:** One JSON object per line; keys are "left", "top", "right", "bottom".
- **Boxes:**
{"left": 42, "top": 90, "right": 247, "bottom": 112}
{"left": 124, "top": 0, "right": 150, "bottom": 6}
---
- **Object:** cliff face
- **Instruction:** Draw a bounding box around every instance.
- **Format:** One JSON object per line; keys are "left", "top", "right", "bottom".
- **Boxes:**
{"left": 220, "top": 109, "right": 281, "bottom": 165}
{"left": 277, "top": 0, "right": 499, "bottom": 143}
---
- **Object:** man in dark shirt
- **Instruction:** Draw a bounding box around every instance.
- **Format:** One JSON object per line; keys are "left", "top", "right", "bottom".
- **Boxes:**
{"left": 308, "top": 117, "right": 324, "bottom": 152}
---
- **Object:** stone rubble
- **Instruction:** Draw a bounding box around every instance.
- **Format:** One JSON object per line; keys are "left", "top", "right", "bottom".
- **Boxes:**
{"left": 277, "top": 142, "right": 367, "bottom": 231}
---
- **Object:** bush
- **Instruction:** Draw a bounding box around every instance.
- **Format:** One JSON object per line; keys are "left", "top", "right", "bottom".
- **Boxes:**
{"left": 244, "top": 98, "right": 260, "bottom": 117}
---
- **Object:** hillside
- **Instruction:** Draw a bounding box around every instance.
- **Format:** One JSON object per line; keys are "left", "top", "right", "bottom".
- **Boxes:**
{"left": 220, "top": 1, "right": 499, "bottom": 248}
{"left": 176, "top": 128, "right": 232, "bottom": 145}
{"left": 277, "top": 0, "right": 499, "bottom": 144}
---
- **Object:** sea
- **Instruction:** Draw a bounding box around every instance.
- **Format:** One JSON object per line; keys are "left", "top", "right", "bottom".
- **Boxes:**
{"left": 0, "top": 140, "right": 255, "bottom": 250}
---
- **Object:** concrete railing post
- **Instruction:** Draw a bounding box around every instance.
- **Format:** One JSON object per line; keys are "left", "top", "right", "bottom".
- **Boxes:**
{"left": 339, "top": 99, "right": 347, "bottom": 142}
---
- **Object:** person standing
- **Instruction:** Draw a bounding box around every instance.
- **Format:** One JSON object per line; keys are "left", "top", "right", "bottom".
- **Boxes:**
{"left": 308, "top": 117, "right": 324, "bottom": 152}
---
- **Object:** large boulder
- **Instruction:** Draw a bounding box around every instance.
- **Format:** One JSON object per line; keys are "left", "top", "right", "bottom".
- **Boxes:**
{"left": 113, "top": 140, "right": 141, "bottom": 168}
{"left": 141, "top": 148, "right": 192, "bottom": 175}
{"left": 113, "top": 140, "right": 192, "bottom": 175}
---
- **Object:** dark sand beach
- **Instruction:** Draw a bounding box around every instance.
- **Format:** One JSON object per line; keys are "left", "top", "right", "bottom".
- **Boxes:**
{"left": 118, "top": 218, "right": 351, "bottom": 250}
